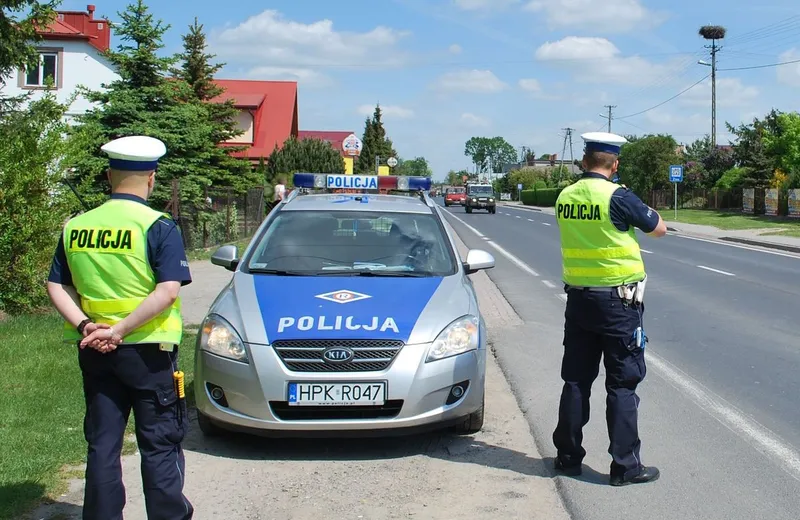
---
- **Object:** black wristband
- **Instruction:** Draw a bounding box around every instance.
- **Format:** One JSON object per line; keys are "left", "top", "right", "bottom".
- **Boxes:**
{"left": 77, "top": 318, "right": 92, "bottom": 335}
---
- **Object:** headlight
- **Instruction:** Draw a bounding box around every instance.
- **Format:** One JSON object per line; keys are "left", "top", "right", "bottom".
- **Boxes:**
{"left": 426, "top": 315, "right": 479, "bottom": 362}
{"left": 199, "top": 314, "right": 248, "bottom": 363}
{"left": 489, "top": 198, "right": 494, "bottom": 202}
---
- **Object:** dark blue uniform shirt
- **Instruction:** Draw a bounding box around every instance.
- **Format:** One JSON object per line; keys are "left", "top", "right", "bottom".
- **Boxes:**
{"left": 582, "top": 172, "right": 660, "bottom": 234}
{"left": 48, "top": 193, "right": 193, "bottom": 287}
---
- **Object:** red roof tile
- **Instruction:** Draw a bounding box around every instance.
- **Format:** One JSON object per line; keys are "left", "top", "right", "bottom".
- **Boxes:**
{"left": 298, "top": 130, "right": 355, "bottom": 154}
{"left": 36, "top": 7, "right": 112, "bottom": 52}
{"left": 213, "top": 79, "right": 298, "bottom": 160}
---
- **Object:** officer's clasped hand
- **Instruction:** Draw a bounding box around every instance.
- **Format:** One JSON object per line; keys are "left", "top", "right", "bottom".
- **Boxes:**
{"left": 80, "top": 323, "right": 123, "bottom": 353}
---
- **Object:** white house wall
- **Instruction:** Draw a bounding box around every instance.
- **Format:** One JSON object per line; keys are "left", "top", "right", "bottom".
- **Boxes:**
{"left": 1, "top": 39, "right": 119, "bottom": 117}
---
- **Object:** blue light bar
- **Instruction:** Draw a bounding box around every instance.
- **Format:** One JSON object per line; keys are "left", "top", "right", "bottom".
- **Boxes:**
{"left": 292, "top": 173, "right": 432, "bottom": 192}
{"left": 408, "top": 176, "right": 432, "bottom": 191}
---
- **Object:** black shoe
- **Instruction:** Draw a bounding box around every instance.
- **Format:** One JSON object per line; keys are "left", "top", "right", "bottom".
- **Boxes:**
{"left": 553, "top": 458, "right": 582, "bottom": 477}
{"left": 609, "top": 465, "right": 660, "bottom": 486}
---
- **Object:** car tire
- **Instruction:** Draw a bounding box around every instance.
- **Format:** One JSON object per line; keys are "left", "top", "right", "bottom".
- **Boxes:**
{"left": 197, "top": 412, "right": 225, "bottom": 437}
{"left": 453, "top": 396, "right": 485, "bottom": 435}
{"left": 466, "top": 206, "right": 472, "bottom": 213}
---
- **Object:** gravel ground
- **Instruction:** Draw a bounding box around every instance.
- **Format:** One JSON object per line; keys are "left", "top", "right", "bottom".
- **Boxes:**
{"left": 30, "top": 231, "right": 569, "bottom": 520}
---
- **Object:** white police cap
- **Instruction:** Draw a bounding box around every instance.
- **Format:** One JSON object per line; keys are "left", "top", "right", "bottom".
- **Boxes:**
{"left": 581, "top": 132, "right": 628, "bottom": 155}
{"left": 101, "top": 135, "right": 166, "bottom": 171}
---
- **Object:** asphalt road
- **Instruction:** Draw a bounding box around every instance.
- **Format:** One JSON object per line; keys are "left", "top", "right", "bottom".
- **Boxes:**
{"left": 436, "top": 199, "right": 800, "bottom": 520}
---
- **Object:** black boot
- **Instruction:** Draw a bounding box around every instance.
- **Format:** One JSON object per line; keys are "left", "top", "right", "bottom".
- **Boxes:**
{"left": 609, "top": 465, "right": 660, "bottom": 486}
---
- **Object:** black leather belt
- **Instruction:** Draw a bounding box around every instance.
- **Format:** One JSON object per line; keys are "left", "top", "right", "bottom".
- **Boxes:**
{"left": 564, "top": 285, "right": 619, "bottom": 292}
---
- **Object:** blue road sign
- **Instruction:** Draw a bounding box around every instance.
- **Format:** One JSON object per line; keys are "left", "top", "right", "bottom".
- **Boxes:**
{"left": 517, "top": 183, "right": 523, "bottom": 190}
{"left": 669, "top": 165, "right": 684, "bottom": 183}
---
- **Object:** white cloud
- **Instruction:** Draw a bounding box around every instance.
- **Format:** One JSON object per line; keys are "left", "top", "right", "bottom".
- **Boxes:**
{"left": 448, "top": 44, "right": 463, "bottom": 54}
{"left": 681, "top": 77, "right": 759, "bottom": 108}
{"left": 246, "top": 66, "right": 331, "bottom": 87}
{"left": 534, "top": 36, "right": 678, "bottom": 86}
{"left": 356, "top": 104, "right": 414, "bottom": 118}
{"left": 460, "top": 112, "right": 490, "bottom": 127}
{"left": 432, "top": 69, "right": 508, "bottom": 93}
{"left": 210, "top": 10, "right": 409, "bottom": 84}
{"left": 523, "top": 0, "right": 664, "bottom": 33}
{"left": 777, "top": 48, "right": 800, "bottom": 86}
{"left": 454, "top": 0, "right": 519, "bottom": 10}
{"left": 518, "top": 78, "right": 541, "bottom": 92}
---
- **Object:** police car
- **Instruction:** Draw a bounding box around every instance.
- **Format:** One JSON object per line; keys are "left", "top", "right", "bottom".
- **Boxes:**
{"left": 194, "top": 173, "right": 495, "bottom": 437}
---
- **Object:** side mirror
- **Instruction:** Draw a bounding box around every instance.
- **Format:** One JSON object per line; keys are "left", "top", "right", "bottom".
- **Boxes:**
{"left": 211, "top": 245, "right": 239, "bottom": 272}
{"left": 463, "top": 249, "right": 495, "bottom": 275}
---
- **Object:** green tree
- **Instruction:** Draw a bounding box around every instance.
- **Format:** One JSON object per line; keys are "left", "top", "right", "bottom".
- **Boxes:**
{"left": 617, "top": 134, "right": 681, "bottom": 197}
{"left": 684, "top": 135, "right": 712, "bottom": 162}
{"left": 356, "top": 105, "right": 397, "bottom": 173}
{"left": 267, "top": 137, "right": 345, "bottom": 179}
{"left": 726, "top": 110, "right": 781, "bottom": 187}
{"left": 761, "top": 111, "right": 800, "bottom": 187}
{"left": 67, "top": 0, "right": 256, "bottom": 211}
{"left": 464, "top": 136, "right": 517, "bottom": 174}
{"left": 173, "top": 17, "right": 222, "bottom": 101}
{"left": 0, "top": 93, "right": 71, "bottom": 313}
{"left": 395, "top": 156, "right": 432, "bottom": 177}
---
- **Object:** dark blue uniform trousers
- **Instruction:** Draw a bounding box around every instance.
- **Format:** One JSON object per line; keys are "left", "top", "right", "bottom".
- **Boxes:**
{"left": 552, "top": 288, "right": 647, "bottom": 480}
{"left": 78, "top": 345, "right": 194, "bottom": 520}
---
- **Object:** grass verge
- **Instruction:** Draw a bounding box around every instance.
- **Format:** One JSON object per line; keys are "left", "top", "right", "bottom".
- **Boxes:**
{"left": 0, "top": 313, "right": 197, "bottom": 520}
{"left": 668, "top": 209, "right": 800, "bottom": 233}
{"left": 186, "top": 236, "right": 252, "bottom": 262}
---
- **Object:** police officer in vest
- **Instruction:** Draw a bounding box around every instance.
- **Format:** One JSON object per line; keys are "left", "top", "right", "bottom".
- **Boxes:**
{"left": 47, "top": 135, "right": 194, "bottom": 519}
{"left": 552, "top": 132, "right": 667, "bottom": 486}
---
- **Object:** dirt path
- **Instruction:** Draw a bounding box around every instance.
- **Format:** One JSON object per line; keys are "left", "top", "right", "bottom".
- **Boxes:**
{"left": 30, "top": 233, "right": 569, "bottom": 520}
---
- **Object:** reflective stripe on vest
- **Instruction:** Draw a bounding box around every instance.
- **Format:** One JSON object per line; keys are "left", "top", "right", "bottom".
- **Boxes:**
{"left": 62, "top": 199, "right": 183, "bottom": 344}
{"left": 555, "top": 178, "right": 645, "bottom": 287}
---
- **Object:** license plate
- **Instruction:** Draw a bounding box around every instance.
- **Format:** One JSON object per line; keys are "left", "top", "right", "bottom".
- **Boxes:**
{"left": 287, "top": 382, "right": 386, "bottom": 406}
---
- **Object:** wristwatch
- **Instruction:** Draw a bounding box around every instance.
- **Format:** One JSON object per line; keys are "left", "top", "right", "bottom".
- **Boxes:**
{"left": 77, "top": 319, "right": 92, "bottom": 335}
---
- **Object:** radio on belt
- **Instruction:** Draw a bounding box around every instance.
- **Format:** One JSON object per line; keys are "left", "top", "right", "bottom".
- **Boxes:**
{"left": 292, "top": 173, "right": 431, "bottom": 192}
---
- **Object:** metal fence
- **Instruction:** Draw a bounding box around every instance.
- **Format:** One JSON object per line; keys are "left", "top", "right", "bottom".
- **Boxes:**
{"left": 648, "top": 188, "right": 744, "bottom": 211}
{"left": 164, "top": 180, "right": 269, "bottom": 250}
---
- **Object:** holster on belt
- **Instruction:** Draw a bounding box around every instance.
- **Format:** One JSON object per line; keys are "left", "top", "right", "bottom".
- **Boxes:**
{"left": 617, "top": 274, "right": 647, "bottom": 306}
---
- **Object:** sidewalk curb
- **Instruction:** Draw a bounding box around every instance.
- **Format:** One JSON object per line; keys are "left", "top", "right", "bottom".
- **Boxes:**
{"left": 719, "top": 236, "right": 800, "bottom": 254}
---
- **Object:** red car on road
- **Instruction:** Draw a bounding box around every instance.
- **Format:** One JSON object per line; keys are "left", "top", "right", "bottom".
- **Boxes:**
{"left": 444, "top": 187, "right": 466, "bottom": 206}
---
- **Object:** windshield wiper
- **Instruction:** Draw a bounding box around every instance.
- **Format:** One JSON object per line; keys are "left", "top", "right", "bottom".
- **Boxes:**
{"left": 317, "top": 270, "right": 430, "bottom": 277}
{"left": 248, "top": 268, "right": 313, "bottom": 276}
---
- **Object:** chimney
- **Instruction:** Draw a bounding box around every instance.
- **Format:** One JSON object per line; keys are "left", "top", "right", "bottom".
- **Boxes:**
{"left": 87, "top": 4, "right": 95, "bottom": 18}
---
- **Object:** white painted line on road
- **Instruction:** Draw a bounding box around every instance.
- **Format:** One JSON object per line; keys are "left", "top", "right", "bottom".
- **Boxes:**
{"left": 444, "top": 210, "right": 486, "bottom": 238}
{"left": 482, "top": 237, "right": 490, "bottom": 241}
{"left": 646, "top": 353, "right": 800, "bottom": 483}
{"left": 557, "top": 293, "right": 567, "bottom": 302}
{"left": 516, "top": 215, "right": 521, "bottom": 219}
{"left": 640, "top": 249, "right": 653, "bottom": 254}
{"left": 527, "top": 218, "right": 535, "bottom": 222}
{"left": 671, "top": 233, "right": 800, "bottom": 259}
{"left": 542, "top": 222, "right": 551, "bottom": 226}
{"left": 542, "top": 280, "right": 556, "bottom": 288}
{"left": 486, "top": 241, "right": 539, "bottom": 277}
{"left": 697, "top": 265, "right": 735, "bottom": 276}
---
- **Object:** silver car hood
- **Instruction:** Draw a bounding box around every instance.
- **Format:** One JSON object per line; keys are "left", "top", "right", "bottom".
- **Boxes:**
{"left": 206, "top": 271, "right": 475, "bottom": 346}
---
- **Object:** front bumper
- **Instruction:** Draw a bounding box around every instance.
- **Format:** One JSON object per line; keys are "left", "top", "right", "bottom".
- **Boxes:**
{"left": 467, "top": 199, "right": 496, "bottom": 208}
{"left": 194, "top": 340, "right": 486, "bottom": 436}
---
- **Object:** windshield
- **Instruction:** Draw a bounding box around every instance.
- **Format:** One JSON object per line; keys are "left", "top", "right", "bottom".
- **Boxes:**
{"left": 468, "top": 186, "right": 493, "bottom": 195}
{"left": 447, "top": 188, "right": 464, "bottom": 194}
{"left": 245, "top": 211, "right": 457, "bottom": 276}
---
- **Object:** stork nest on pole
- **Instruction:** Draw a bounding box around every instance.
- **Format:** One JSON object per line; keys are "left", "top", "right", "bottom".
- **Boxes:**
{"left": 699, "top": 26, "right": 726, "bottom": 40}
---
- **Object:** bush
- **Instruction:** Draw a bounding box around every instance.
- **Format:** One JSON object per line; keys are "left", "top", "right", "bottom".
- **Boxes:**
{"left": 520, "top": 187, "right": 563, "bottom": 207}
{"left": 0, "top": 94, "right": 72, "bottom": 314}
{"left": 189, "top": 205, "right": 239, "bottom": 248}
{"left": 715, "top": 167, "right": 750, "bottom": 189}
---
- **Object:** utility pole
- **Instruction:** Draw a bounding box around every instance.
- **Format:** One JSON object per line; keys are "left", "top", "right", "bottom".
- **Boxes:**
{"left": 699, "top": 25, "right": 726, "bottom": 148}
{"left": 560, "top": 128, "right": 573, "bottom": 178}
{"left": 600, "top": 105, "right": 616, "bottom": 132}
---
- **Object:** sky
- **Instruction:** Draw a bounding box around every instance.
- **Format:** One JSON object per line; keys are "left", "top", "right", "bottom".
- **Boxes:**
{"left": 59, "top": 0, "right": 800, "bottom": 180}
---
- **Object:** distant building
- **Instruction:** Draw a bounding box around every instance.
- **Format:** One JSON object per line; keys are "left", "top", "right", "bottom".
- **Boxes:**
{"left": 1, "top": 4, "right": 119, "bottom": 120}
{"left": 212, "top": 79, "right": 299, "bottom": 164}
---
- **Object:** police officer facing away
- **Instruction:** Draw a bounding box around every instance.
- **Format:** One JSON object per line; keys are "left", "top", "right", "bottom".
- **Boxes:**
{"left": 47, "top": 136, "right": 194, "bottom": 519}
{"left": 552, "top": 132, "right": 667, "bottom": 487}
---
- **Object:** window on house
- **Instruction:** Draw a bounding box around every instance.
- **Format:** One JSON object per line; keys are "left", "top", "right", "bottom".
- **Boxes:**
{"left": 25, "top": 52, "right": 58, "bottom": 87}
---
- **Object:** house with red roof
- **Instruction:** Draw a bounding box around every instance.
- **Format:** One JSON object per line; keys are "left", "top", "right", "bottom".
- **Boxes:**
{"left": 298, "top": 130, "right": 356, "bottom": 156}
{"left": 212, "top": 79, "right": 299, "bottom": 164}
{"left": 2, "top": 4, "right": 119, "bottom": 119}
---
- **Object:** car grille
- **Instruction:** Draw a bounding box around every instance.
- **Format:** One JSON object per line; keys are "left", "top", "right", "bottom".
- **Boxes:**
{"left": 269, "top": 400, "right": 404, "bottom": 420}
{"left": 272, "top": 339, "right": 404, "bottom": 372}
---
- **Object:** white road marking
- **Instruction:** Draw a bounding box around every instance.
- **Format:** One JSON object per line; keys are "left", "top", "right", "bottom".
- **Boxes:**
{"left": 486, "top": 241, "right": 539, "bottom": 276}
{"left": 443, "top": 210, "right": 486, "bottom": 238}
{"left": 527, "top": 218, "right": 535, "bottom": 222}
{"left": 542, "top": 222, "right": 551, "bottom": 226}
{"left": 670, "top": 233, "right": 800, "bottom": 259}
{"left": 449, "top": 211, "right": 800, "bottom": 481}
{"left": 697, "top": 265, "right": 735, "bottom": 276}
{"left": 542, "top": 280, "right": 556, "bottom": 288}
{"left": 646, "top": 354, "right": 800, "bottom": 482}
{"left": 640, "top": 249, "right": 653, "bottom": 254}
{"left": 515, "top": 215, "right": 521, "bottom": 219}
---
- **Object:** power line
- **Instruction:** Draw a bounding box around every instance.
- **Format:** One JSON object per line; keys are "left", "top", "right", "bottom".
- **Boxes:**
{"left": 615, "top": 74, "right": 711, "bottom": 119}
{"left": 718, "top": 57, "right": 800, "bottom": 71}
